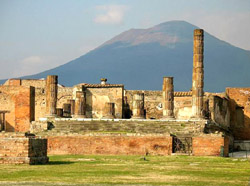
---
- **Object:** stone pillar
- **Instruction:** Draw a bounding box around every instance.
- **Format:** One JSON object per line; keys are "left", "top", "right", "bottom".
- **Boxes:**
{"left": 132, "top": 93, "right": 145, "bottom": 119}
{"left": 192, "top": 29, "right": 204, "bottom": 118}
{"left": 68, "top": 99, "right": 75, "bottom": 117}
{"left": 162, "top": 77, "right": 175, "bottom": 119}
{"left": 102, "top": 102, "right": 115, "bottom": 119}
{"left": 45, "top": 75, "right": 58, "bottom": 117}
{"left": 74, "top": 91, "right": 86, "bottom": 118}
{"left": 63, "top": 103, "right": 71, "bottom": 117}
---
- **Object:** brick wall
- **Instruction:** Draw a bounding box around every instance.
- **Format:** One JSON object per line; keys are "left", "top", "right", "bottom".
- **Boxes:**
{"left": 0, "top": 133, "right": 48, "bottom": 164}
{"left": 0, "top": 86, "right": 35, "bottom": 132}
{"left": 47, "top": 135, "right": 172, "bottom": 156}
{"left": 192, "top": 135, "right": 229, "bottom": 156}
{"left": 226, "top": 88, "right": 250, "bottom": 140}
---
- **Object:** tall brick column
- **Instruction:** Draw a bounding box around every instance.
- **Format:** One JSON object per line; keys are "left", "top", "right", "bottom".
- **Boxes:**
{"left": 74, "top": 91, "right": 86, "bottom": 118}
{"left": 45, "top": 75, "right": 58, "bottom": 117}
{"left": 192, "top": 29, "right": 204, "bottom": 118}
{"left": 132, "top": 93, "right": 145, "bottom": 119}
{"left": 102, "top": 102, "right": 115, "bottom": 119}
{"left": 162, "top": 77, "right": 175, "bottom": 119}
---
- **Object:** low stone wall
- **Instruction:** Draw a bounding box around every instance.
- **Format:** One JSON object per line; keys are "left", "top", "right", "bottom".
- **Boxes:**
{"left": 192, "top": 135, "right": 229, "bottom": 156}
{"left": 0, "top": 133, "right": 48, "bottom": 164}
{"left": 47, "top": 134, "right": 172, "bottom": 156}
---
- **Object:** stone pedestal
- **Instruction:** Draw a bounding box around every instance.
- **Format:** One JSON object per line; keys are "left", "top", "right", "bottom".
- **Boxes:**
{"left": 74, "top": 91, "right": 86, "bottom": 118}
{"left": 45, "top": 75, "right": 58, "bottom": 117}
{"left": 63, "top": 103, "right": 71, "bottom": 118}
{"left": 102, "top": 102, "right": 115, "bottom": 119}
{"left": 132, "top": 93, "right": 145, "bottom": 119}
{"left": 162, "top": 77, "right": 175, "bottom": 119}
{"left": 192, "top": 29, "right": 204, "bottom": 119}
{"left": 0, "top": 133, "right": 49, "bottom": 164}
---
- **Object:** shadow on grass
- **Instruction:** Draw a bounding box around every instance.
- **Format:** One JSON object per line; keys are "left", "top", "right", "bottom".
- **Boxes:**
{"left": 47, "top": 161, "right": 74, "bottom": 165}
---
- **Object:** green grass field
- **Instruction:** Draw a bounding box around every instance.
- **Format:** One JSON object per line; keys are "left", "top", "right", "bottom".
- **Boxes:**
{"left": 0, "top": 155, "right": 249, "bottom": 186}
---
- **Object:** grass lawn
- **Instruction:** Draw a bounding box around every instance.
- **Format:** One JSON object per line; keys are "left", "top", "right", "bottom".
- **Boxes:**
{"left": 0, "top": 155, "right": 249, "bottom": 186}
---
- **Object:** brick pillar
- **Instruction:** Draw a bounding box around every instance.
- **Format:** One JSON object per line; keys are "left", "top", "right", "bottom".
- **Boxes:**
{"left": 74, "top": 91, "right": 86, "bottom": 118}
{"left": 192, "top": 29, "right": 204, "bottom": 119}
{"left": 68, "top": 99, "right": 75, "bottom": 117}
{"left": 45, "top": 75, "right": 58, "bottom": 117}
{"left": 63, "top": 103, "right": 71, "bottom": 117}
{"left": 162, "top": 77, "right": 175, "bottom": 119}
{"left": 132, "top": 93, "right": 145, "bottom": 119}
{"left": 102, "top": 102, "right": 115, "bottom": 119}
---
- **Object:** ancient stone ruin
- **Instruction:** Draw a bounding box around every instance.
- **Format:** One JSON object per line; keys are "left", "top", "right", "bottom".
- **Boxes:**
{"left": 0, "top": 29, "right": 249, "bottom": 161}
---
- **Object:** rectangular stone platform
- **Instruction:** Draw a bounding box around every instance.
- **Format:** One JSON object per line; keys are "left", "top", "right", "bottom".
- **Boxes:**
{"left": 0, "top": 132, "right": 49, "bottom": 164}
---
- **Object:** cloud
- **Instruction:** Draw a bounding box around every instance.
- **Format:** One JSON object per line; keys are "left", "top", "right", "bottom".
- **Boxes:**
{"left": 94, "top": 5, "right": 127, "bottom": 24}
{"left": 11, "top": 55, "right": 63, "bottom": 78}
{"left": 21, "top": 56, "right": 43, "bottom": 65}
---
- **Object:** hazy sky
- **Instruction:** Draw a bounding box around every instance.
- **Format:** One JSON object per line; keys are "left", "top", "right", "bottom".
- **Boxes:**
{"left": 1, "top": 0, "right": 250, "bottom": 79}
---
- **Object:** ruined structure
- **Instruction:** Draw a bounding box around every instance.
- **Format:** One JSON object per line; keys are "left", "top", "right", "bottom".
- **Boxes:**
{"left": 0, "top": 133, "right": 48, "bottom": 164}
{"left": 46, "top": 75, "right": 58, "bottom": 117}
{"left": 162, "top": 77, "right": 175, "bottom": 119}
{"left": 192, "top": 29, "right": 204, "bottom": 119}
{"left": 132, "top": 93, "right": 145, "bottom": 119}
{"left": 0, "top": 29, "right": 249, "bottom": 159}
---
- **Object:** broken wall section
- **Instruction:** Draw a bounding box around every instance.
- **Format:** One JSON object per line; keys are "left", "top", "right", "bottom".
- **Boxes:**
{"left": 125, "top": 90, "right": 199, "bottom": 120}
{"left": 0, "top": 85, "right": 35, "bottom": 132}
{"left": 226, "top": 88, "right": 250, "bottom": 140}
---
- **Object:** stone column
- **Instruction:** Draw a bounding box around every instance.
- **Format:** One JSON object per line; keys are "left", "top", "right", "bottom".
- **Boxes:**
{"left": 102, "top": 102, "right": 115, "bottom": 119}
{"left": 45, "top": 75, "right": 58, "bottom": 117}
{"left": 132, "top": 93, "right": 145, "bottom": 119}
{"left": 68, "top": 99, "right": 75, "bottom": 117}
{"left": 162, "top": 77, "right": 175, "bottom": 119}
{"left": 56, "top": 108, "right": 63, "bottom": 117}
{"left": 74, "top": 91, "right": 86, "bottom": 118}
{"left": 192, "top": 29, "right": 204, "bottom": 118}
{"left": 63, "top": 103, "right": 71, "bottom": 117}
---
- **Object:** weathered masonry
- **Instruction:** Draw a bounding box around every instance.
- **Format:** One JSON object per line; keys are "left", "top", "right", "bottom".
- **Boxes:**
{"left": 0, "top": 29, "right": 249, "bottom": 158}
{"left": 0, "top": 133, "right": 48, "bottom": 164}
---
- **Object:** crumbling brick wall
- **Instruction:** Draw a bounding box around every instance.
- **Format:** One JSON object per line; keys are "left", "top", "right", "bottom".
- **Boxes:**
{"left": 47, "top": 135, "right": 172, "bottom": 156}
{"left": 0, "top": 86, "right": 35, "bottom": 132}
{"left": 226, "top": 88, "right": 250, "bottom": 140}
{"left": 0, "top": 133, "right": 48, "bottom": 164}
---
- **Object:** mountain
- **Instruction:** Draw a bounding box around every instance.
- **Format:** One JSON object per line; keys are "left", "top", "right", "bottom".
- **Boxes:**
{"left": 1, "top": 20, "right": 250, "bottom": 92}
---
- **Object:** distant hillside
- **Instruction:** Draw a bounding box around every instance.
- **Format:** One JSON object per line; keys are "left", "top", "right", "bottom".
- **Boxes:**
{"left": 1, "top": 20, "right": 250, "bottom": 92}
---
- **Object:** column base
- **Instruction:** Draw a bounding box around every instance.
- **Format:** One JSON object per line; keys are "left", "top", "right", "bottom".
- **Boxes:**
{"left": 73, "top": 115, "right": 86, "bottom": 118}
{"left": 131, "top": 116, "right": 145, "bottom": 119}
{"left": 161, "top": 116, "right": 175, "bottom": 120}
{"left": 102, "top": 115, "right": 115, "bottom": 119}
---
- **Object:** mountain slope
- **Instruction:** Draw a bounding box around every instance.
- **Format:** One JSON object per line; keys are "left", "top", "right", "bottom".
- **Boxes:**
{"left": 1, "top": 20, "right": 250, "bottom": 92}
